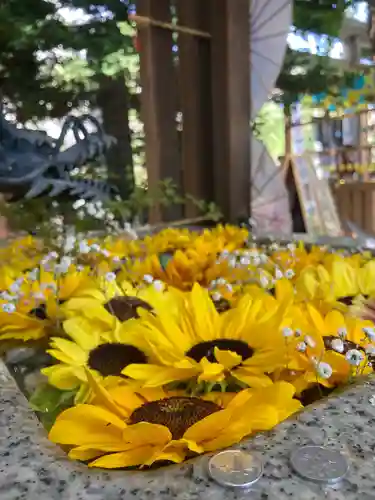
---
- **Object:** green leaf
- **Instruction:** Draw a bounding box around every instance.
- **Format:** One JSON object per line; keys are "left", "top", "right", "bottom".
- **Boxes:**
{"left": 29, "top": 383, "right": 75, "bottom": 414}
{"left": 159, "top": 252, "right": 174, "bottom": 270}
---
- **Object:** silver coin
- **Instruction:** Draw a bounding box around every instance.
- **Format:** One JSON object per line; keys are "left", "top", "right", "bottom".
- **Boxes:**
{"left": 208, "top": 450, "right": 263, "bottom": 488}
{"left": 290, "top": 445, "right": 349, "bottom": 484}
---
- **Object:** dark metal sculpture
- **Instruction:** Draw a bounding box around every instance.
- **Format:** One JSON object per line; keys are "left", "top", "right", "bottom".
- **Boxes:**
{"left": 0, "top": 106, "right": 118, "bottom": 202}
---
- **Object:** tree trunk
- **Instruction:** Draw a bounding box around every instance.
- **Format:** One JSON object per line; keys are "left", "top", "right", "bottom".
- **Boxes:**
{"left": 96, "top": 75, "right": 135, "bottom": 200}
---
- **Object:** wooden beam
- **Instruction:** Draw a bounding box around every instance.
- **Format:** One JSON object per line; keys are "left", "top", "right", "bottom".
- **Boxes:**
{"left": 209, "top": 0, "right": 251, "bottom": 222}
{"left": 176, "top": 0, "right": 213, "bottom": 217}
{"left": 136, "top": 0, "right": 182, "bottom": 222}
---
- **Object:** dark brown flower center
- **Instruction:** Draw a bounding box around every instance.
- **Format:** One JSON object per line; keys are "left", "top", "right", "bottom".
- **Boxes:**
{"left": 338, "top": 294, "right": 368, "bottom": 307}
{"left": 88, "top": 343, "right": 147, "bottom": 377}
{"left": 104, "top": 296, "right": 152, "bottom": 322}
{"left": 129, "top": 396, "right": 221, "bottom": 439}
{"left": 186, "top": 339, "right": 253, "bottom": 363}
{"left": 29, "top": 299, "right": 66, "bottom": 320}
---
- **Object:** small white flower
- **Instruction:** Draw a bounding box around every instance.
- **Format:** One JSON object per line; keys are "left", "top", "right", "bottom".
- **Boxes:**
{"left": 33, "top": 292, "right": 45, "bottom": 300}
{"left": 284, "top": 269, "right": 295, "bottom": 279}
{"left": 316, "top": 362, "right": 333, "bottom": 379}
{"left": 252, "top": 256, "right": 261, "bottom": 266}
{"left": 78, "top": 241, "right": 91, "bottom": 254}
{"left": 363, "top": 327, "right": 375, "bottom": 341}
{"left": 90, "top": 244, "right": 101, "bottom": 252}
{"left": 63, "top": 235, "right": 76, "bottom": 252}
{"left": 2, "top": 303, "right": 15, "bottom": 313}
{"left": 366, "top": 345, "right": 375, "bottom": 356}
{"left": 259, "top": 274, "right": 269, "bottom": 288}
{"left": 9, "top": 282, "right": 21, "bottom": 294}
{"left": 61, "top": 256, "right": 72, "bottom": 267}
{"left": 101, "top": 249, "right": 110, "bottom": 257}
{"left": 153, "top": 280, "right": 164, "bottom": 292}
{"left": 49, "top": 251, "right": 58, "bottom": 260}
{"left": 76, "top": 265, "right": 84, "bottom": 272}
{"left": 112, "top": 256, "right": 121, "bottom": 264}
{"left": 212, "top": 292, "right": 222, "bottom": 302}
{"left": 228, "top": 257, "right": 237, "bottom": 268}
{"left": 210, "top": 279, "right": 218, "bottom": 288}
{"left": 259, "top": 253, "right": 268, "bottom": 263}
{"left": 143, "top": 274, "right": 154, "bottom": 284}
{"left": 287, "top": 243, "right": 296, "bottom": 252}
{"left": 105, "top": 272, "right": 117, "bottom": 282}
{"left": 55, "top": 256, "right": 72, "bottom": 274}
{"left": 282, "top": 327, "right": 293, "bottom": 338}
{"left": 296, "top": 341, "right": 307, "bottom": 352}
{"left": 304, "top": 335, "right": 316, "bottom": 348}
{"left": 345, "top": 349, "right": 364, "bottom": 366}
{"left": 217, "top": 278, "right": 227, "bottom": 286}
{"left": 275, "top": 268, "right": 283, "bottom": 280}
{"left": 27, "top": 269, "right": 39, "bottom": 281}
{"left": 0, "top": 292, "right": 15, "bottom": 301}
{"left": 331, "top": 338, "right": 344, "bottom": 353}
{"left": 338, "top": 327, "right": 347, "bottom": 338}
{"left": 239, "top": 256, "right": 251, "bottom": 266}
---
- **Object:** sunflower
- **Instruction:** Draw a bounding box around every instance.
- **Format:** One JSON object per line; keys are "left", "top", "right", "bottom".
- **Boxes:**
{"left": 48, "top": 376, "right": 301, "bottom": 469}
{"left": 0, "top": 264, "right": 107, "bottom": 342}
{"left": 41, "top": 315, "right": 150, "bottom": 403}
{"left": 122, "top": 284, "right": 291, "bottom": 390}
{"left": 62, "top": 279, "right": 177, "bottom": 338}
{"left": 298, "top": 260, "right": 375, "bottom": 311}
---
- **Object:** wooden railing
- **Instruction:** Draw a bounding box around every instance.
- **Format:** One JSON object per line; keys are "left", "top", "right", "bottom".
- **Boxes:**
{"left": 332, "top": 181, "right": 375, "bottom": 235}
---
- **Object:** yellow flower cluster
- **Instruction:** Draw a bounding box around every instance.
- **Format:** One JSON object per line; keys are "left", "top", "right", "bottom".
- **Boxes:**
{"left": 0, "top": 225, "right": 374, "bottom": 470}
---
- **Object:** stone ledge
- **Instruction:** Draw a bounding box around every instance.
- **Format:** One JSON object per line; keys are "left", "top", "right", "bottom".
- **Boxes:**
{"left": 1, "top": 359, "right": 375, "bottom": 500}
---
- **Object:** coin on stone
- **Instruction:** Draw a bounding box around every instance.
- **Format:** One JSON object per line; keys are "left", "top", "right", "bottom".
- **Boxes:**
{"left": 208, "top": 449, "right": 263, "bottom": 488}
{"left": 290, "top": 445, "right": 349, "bottom": 484}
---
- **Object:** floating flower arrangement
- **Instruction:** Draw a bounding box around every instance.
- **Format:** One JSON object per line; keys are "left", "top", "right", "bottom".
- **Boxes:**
{"left": 0, "top": 226, "right": 375, "bottom": 470}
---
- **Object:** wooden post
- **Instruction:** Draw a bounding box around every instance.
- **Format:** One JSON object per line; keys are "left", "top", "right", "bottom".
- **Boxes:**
{"left": 176, "top": 0, "right": 214, "bottom": 217}
{"left": 209, "top": 0, "right": 251, "bottom": 222}
{"left": 137, "top": 0, "right": 182, "bottom": 222}
{"left": 360, "top": 110, "right": 370, "bottom": 181}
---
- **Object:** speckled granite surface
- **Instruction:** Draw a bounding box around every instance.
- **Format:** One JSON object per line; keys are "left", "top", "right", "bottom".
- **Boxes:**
{"left": 2, "top": 360, "right": 375, "bottom": 500}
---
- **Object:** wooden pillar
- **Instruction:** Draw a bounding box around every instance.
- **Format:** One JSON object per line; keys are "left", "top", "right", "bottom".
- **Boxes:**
{"left": 209, "top": 0, "right": 251, "bottom": 222}
{"left": 137, "top": 0, "right": 182, "bottom": 222}
{"left": 176, "top": 0, "right": 213, "bottom": 217}
{"left": 360, "top": 110, "right": 370, "bottom": 181}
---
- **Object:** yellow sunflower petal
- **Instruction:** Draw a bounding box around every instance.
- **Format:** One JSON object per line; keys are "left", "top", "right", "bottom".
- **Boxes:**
{"left": 231, "top": 368, "right": 273, "bottom": 388}
{"left": 183, "top": 409, "right": 232, "bottom": 445}
{"left": 49, "top": 404, "right": 126, "bottom": 447}
{"left": 48, "top": 337, "right": 87, "bottom": 365}
{"left": 198, "top": 358, "right": 225, "bottom": 383}
{"left": 123, "top": 364, "right": 198, "bottom": 387}
{"left": 68, "top": 447, "right": 105, "bottom": 461}
{"left": 89, "top": 446, "right": 157, "bottom": 468}
{"left": 122, "top": 422, "right": 172, "bottom": 447}
{"left": 63, "top": 317, "right": 100, "bottom": 351}
{"left": 41, "top": 365, "right": 82, "bottom": 390}
{"left": 214, "top": 348, "right": 242, "bottom": 369}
